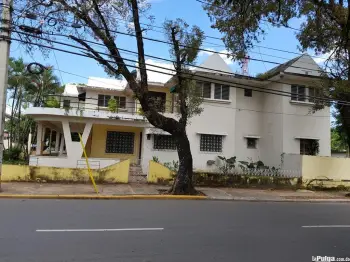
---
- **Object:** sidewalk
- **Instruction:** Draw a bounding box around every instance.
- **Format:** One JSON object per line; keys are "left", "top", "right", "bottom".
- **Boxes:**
{"left": 0, "top": 182, "right": 350, "bottom": 202}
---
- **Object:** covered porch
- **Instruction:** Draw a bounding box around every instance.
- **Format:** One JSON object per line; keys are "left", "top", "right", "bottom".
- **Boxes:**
{"left": 30, "top": 117, "right": 150, "bottom": 169}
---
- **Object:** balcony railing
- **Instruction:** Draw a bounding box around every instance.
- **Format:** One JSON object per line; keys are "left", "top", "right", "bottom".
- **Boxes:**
{"left": 41, "top": 94, "right": 177, "bottom": 116}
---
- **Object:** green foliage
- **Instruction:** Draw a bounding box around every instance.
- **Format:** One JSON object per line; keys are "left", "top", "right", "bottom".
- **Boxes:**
{"left": 3, "top": 147, "right": 22, "bottom": 161}
{"left": 202, "top": 0, "right": 299, "bottom": 59}
{"left": 163, "top": 160, "right": 179, "bottom": 174}
{"left": 7, "top": 57, "right": 61, "bottom": 157}
{"left": 217, "top": 156, "right": 236, "bottom": 175}
{"left": 331, "top": 127, "right": 348, "bottom": 152}
{"left": 152, "top": 156, "right": 160, "bottom": 163}
{"left": 164, "top": 18, "right": 205, "bottom": 64}
{"left": 108, "top": 97, "right": 119, "bottom": 113}
{"left": 45, "top": 97, "right": 60, "bottom": 108}
{"left": 137, "top": 107, "right": 144, "bottom": 116}
{"left": 163, "top": 19, "right": 205, "bottom": 122}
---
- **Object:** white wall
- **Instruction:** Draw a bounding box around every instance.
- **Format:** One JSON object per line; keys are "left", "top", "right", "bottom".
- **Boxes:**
{"left": 29, "top": 156, "right": 119, "bottom": 169}
{"left": 234, "top": 87, "right": 264, "bottom": 162}
{"left": 142, "top": 85, "right": 237, "bottom": 173}
{"left": 281, "top": 82, "right": 331, "bottom": 156}
{"left": 260, "top": 83, "right": 284, "bottom": 167}
{"left": 285, "top": 55, "right": 321, "bottom": 77}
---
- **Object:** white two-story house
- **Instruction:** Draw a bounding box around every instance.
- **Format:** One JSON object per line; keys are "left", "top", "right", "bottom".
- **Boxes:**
{"left": 24, "top": 53, "right": 330, "bottom": 174}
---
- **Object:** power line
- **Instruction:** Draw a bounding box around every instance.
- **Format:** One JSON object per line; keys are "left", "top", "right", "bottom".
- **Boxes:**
{"left": 14, "top": 29, "right": 339, "bottom": 106}
{"left": 12, "top": 22, "right": 327, "bottom": 75}
{"left": 13, "top": 11, "right": 330, "bottom": 71}
{"left": 12, "top": 5, "right": 330, "bottom": 63}
{"left": 53, "top": 50, "right": 64, "bottom": 84}
{"left": 11, "top": 36, "right": 348, "bottom": 107}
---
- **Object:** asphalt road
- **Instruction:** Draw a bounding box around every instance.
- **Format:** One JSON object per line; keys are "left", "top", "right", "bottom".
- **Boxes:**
{"left": 0, "top": 200, "right": 350, "bottom": 262}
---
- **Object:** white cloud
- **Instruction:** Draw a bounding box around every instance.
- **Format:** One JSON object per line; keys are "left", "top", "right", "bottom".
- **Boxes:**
{"left": 313, "top": 52, "right": 333, "bottom": 65}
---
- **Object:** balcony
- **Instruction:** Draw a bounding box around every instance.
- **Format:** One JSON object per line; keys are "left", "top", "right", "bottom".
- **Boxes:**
{"left": 24, "top": 94, "right": 177, "bottom": 121}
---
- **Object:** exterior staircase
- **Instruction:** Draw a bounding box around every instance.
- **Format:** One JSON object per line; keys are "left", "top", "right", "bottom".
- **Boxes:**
{"left": 129, "top": 163, "right": 147, "bottom": 183}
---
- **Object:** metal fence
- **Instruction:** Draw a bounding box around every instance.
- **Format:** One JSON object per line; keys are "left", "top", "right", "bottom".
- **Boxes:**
{"left": 229, "top": 167, "right": 301, "bottom": 178}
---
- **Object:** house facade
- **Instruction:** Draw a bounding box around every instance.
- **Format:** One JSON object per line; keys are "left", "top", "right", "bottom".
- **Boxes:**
{"left": 24, "top": 53, "right": 331, "bottom": 174}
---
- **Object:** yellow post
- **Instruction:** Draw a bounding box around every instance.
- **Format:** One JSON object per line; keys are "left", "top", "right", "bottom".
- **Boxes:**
{"left": 78, "top": 133, "right": 99, "bottom": 194}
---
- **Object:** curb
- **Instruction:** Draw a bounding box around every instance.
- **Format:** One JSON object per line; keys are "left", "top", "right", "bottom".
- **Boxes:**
{"left": 227, "top": 197, "right": 350, "bottom": 203}
{"left": 0, "top": 194, "right": 208, "bottom": 200}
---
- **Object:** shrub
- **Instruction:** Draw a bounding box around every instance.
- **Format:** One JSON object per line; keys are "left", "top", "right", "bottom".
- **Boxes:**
{"left": 3, "top": 147, "right": 22, "bottom": 161}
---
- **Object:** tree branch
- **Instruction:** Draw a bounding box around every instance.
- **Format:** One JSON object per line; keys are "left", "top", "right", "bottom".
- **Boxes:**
{"left": 68, "top": 35, "right": 121, "bottom": 76}
{"left": 171, "top": 27, "right": 188, "bottom": 127}
{"left": 130, "top": 0, "right": 148, "bottom": 91}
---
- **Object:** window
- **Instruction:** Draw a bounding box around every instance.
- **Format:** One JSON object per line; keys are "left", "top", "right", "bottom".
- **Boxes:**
{"left": 105, "top": 131, "right": 134, "bottom": 154}
{"left": 148, "top": 91, "right": 166, "bottom": 112}
{"left": 244, "top": 89, "right": 252, "bottom": 97}
{"left": 196, "top": 82, "right": 211, "bottom": 98}
{"left": 153, "top": 135, "right": 177, "bottom": 150}
{"left": 115, "top": 96, "right": 126, "bottom": 109}
{"left": 63, "top": 99, "right": 70, "bottom": 108}
{"left": 291, "top": 85, "right": 306, "bottom": 101}
{"left": 247, "top": 138, "right": 257, "bottom": 149}
{"left": 98, "top": 95, "right": 111, "bottom": 107}
{"left": 98, "top": 95, "right": 126, "bottom": 108}
{"left": 308, "top": 87, "right": 322, "bottom": 103}
{"left": 300, "top": 139, "right": 318, "bottom": 156}
{"left": 200, "top": 134, "right": 223, "bottom": 152}
{"left": 214, "top": 84, "right": 230, "bottom": 100}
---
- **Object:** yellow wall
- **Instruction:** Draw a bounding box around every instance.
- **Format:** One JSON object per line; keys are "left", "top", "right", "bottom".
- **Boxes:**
{"left": 1, "top": 165, "right": 30, "bottom": 181}
{"left": 302, "top": 155, "right": 350, "bottom": 186}
{"left": 90, "top": 125, "right": 142, "bottom": 161}
{"left": 147, "top": 161, "right": 172, "bottom": 183}
{"left": 1, "top": 160, "right": 130, "bottom": 183}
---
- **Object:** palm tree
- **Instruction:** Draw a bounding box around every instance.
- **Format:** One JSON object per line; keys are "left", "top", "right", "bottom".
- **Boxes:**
{"left": 7, "top": 58, "right": 62, "bottom": 161}
{"left": 20, "top": 67, "right": 62, "bottom": 159}
{"left": 7, "top": 57, "right": 31, "bottom": 149}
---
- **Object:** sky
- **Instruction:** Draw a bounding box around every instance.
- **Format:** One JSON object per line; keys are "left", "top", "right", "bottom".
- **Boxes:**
{"left": 10, "top": 0, "right": 323, "bottom": 86}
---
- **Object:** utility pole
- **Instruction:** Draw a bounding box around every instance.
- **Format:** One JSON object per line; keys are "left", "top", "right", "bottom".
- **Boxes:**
{"left": 0, "top": 0, "right": 12, "bottom": 190}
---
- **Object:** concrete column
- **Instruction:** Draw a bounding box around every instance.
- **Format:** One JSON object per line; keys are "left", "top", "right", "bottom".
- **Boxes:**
{"left": 48, "top": 129, "right": 53, "bottom": 155}
{"left": 36, "top": 123, "right": 43, "bottom": 156}
{"left": 27, "top": 131, "right": 32, "bottom": 155}
{"left": 59, "top": 134, "right": 64, "bottom": 156}
{"left": 55, "top": 131, "right": 60, "bottom": 152}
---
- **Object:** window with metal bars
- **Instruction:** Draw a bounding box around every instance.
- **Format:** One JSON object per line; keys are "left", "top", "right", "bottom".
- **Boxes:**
{"left": 214, "top": 84, "right": 230, "bottom": 100}
{"left": 200, "top": 134, "right": 223, "bottom": 152}
{"left": 247, "top": 138, "right": 257, "bottom": 149}
{"left": 300, "top": 139, "right": 318, "bottom": 156}
{"left": 196, "top": 81, "right": 211, "bottom": 98}
{"left": 105, "top": 131, "right": 134, "bottom": 154}
{"left": 153, "top": 135, "right": 177, "bottom": 150}
{"left": 291, "top": 85, "right": 306, "bottom": 101}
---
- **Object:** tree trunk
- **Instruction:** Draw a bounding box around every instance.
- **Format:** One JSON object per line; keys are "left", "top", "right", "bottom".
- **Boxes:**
{"left": 168, "top": 132, "right": 197, "bottom": 195}
{"left": 9, "top": 86, "right": 18, "bottom": 150}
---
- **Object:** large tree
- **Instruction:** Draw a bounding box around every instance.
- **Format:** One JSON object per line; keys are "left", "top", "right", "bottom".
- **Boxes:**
{"left": 14, "top": 0, "right": 205, "bottom": 194}
{"left": 203, "top": 0, "right": 350, "bottom": 150}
